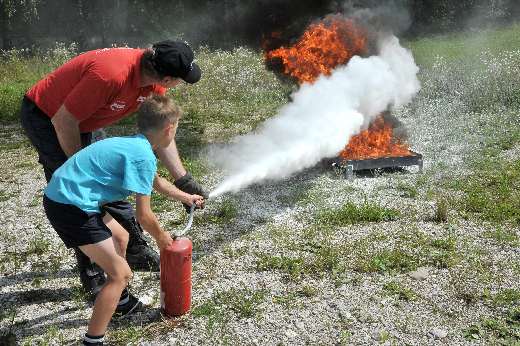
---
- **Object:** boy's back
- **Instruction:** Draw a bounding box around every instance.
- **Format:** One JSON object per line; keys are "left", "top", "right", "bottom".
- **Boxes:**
{"left": 45, "top": 134, "right": 157, "bottom": 213}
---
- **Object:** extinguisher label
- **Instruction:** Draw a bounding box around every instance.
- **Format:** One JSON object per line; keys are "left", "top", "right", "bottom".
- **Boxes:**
{"left": 160, "top": 290, "right": 165, "bottom": 309}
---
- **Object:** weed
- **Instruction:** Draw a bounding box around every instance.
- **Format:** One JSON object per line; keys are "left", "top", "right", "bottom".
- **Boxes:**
{"left": 198, "top": 198, "right": 238, "bottom": 225}
{"left": 192, "top": 287, "right": 266, "bottom": 334}
{"left": 383, "top": 281, "right": 417, "bottom": 301}
{"left": 108, "top": 326, "right": 145, "bottom": 345}
{"left": 396, "top": 182, "right": 418, "bottom": 198}
{"left": 492, "top": 289, "right": 520, "bottom": 307}
{"left": 356, "top": 248, "right": 416, "bottom": 273}
{"left": 316, "top": 202, "right": 399, "bottom": 226}
{"left": 483, "top": 227, "right": 520, "bottom": 246}
{"left": 454, "top": 158, "right": 520, "bottom": 225}
{"left": 433, "top": 197, "right": 449, "bottom": 223}
{"left": 255, "top": 254, "right": 304, "bottom": 280}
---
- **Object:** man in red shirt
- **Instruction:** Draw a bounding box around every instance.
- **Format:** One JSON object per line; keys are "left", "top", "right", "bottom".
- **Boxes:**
{"left": 21, "top": 40, "right": 207, "bottom": 305}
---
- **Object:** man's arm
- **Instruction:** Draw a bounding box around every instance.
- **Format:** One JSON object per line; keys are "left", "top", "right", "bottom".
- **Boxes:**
{"left": 51, "top": 104, "right": 81, "bottom": 157}
{"left": 153, "top": 174, "right": 205, "bottom": 207}
{"left": 135, "top": 193, "right": 173, "bottom": 251}
{"left": 155, "top": 139, "right": 209, "bottom": 205}
{"left": 155, "top": 140, "right": 186, "bottom": 180}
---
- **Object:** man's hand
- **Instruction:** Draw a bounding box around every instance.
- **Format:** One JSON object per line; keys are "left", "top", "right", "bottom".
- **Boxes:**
{"left": 174, "top": 172, "right": 208, "bottom": 212}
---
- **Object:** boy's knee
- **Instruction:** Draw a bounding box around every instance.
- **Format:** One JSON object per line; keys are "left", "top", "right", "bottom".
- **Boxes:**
{"left": 110, "top": 263, "right": 132, "bottom": 285}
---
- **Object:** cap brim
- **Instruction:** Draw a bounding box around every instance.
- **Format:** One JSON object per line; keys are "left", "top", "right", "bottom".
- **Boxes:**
{"left": 182, "top": 63, "right": 201, "bottom": 84}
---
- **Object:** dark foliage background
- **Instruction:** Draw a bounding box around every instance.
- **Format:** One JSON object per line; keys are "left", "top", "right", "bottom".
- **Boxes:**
{"left": 1, "top": 0, "right": 519, "bottom": 51}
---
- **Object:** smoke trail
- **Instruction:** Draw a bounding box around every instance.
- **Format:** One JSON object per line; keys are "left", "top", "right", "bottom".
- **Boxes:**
{"left": 208, "top": 36, "right": 420, "bottom": 198}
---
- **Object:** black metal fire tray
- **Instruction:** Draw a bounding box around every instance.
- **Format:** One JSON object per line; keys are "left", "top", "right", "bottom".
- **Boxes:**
{"left": 330, "top": 151, "right": 423, "bottom": 179}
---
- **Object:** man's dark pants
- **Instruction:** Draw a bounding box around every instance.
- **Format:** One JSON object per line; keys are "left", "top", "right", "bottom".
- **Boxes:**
{"left": 20, "top": 96, "right": 159, "bottom": 293}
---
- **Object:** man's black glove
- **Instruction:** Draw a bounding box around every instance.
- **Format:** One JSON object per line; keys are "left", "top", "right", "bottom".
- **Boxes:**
{"left": 174, "top": 172, "right": 208, "bottom": 212}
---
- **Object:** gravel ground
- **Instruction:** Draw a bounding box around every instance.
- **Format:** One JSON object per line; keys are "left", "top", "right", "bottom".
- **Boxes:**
{"left": 1, "top": 56, "right": 520, "bottom": 345}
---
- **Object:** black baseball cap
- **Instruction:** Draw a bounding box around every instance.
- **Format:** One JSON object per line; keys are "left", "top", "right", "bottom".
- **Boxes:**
{"left": 151, "top": 40, "right": 201, "bottom": 84}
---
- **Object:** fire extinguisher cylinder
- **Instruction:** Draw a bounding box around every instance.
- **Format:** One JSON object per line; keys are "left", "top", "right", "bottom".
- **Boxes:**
{"left": 160, "top": 236, "right": 193, "bottom": 317}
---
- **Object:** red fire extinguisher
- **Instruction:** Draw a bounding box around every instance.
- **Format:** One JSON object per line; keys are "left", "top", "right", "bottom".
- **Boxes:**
{"left": 160, "top": 204, "right": 196, "bottom": 317}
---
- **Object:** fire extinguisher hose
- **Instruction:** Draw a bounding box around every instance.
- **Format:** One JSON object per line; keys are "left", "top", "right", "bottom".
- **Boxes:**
{"left": 173, "top": 203, "right": 196, "bottom": 238}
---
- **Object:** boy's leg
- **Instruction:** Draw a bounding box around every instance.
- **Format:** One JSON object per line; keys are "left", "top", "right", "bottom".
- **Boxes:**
{"left": 102, "top": 213, "right": 129, "bottom": 258}
{"left": 102, "top": 201, "right": 160, "bottom": 270}
{"left": 79, "top": 238, "right": 132, "bottom": 336}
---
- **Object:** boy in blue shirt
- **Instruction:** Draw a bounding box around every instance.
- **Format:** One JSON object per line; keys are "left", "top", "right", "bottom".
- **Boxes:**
{"left": 43, "top": 95, "right": 204, "bottom": 346}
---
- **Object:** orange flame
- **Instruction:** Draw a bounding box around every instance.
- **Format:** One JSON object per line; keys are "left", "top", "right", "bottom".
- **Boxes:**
{"left": 339, "top": 116, "right": 412, "bottom": 160}
{"left": 265, "top": 16, "right": 367, "bottom": 84}
{"left": 264, "top": 16, "right": 412, "bottom": 160}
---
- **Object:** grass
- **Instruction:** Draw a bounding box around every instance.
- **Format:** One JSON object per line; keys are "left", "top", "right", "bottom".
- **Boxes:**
{"left": 0, "top": 43, "right": 78, "bottom": 123}
{"left": 315, "top": 202, "right": 399, "bottom": 226}
{"left": 451, "top": 158, "right": 520, "bottom": 225}
{"left": 482, "top": 227, "right": 520, "bottom": 246}
{"left": 408, "top": 22, "right": 520, "bottom": 68}
{"left": 191, "top": 287, "right": 266, "bottom": 334}
{"left": 383, "top": 281, "right": 418, "bottom": 301}
{"left": 2, "top": 21, "right": 520, "bottom": 346}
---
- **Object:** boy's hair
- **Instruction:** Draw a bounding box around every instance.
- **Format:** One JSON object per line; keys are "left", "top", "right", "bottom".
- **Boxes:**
{"left": 137, "top": 95, "right": 182, "bottom": 133}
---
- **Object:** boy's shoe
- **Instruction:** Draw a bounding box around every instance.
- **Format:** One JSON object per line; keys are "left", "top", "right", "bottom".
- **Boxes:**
{"left": 114, "top": 293, "right": 143, "bottom": 317}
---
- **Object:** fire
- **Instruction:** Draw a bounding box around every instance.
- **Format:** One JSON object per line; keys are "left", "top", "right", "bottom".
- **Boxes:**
{"left": 339, "top": 116, "right": 412, "bottom": 160}
{"left": 265, "top": 16, "right": 367, "bottom": 84}
{"left": 264, "top": 15, "right": 413, "bottom": 160}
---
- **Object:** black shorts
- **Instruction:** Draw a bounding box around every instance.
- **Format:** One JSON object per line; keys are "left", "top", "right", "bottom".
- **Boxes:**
{"left": 43, "top": 195, "right": 112, "bottom": 248}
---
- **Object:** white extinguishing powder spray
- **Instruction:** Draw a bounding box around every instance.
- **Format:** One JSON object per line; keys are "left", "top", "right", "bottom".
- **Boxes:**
{"left": 208, "top": 36, "right": 420, "bottom": 198}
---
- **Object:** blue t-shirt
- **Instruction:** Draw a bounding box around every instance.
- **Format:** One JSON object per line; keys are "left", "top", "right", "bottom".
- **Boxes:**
{"left": 45, "top": 134, "right": 157, "bottom": 213}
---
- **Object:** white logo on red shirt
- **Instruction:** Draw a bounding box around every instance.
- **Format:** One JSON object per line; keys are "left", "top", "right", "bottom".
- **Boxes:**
{"left": 110, "top": 101, "right": 126, "bottom": 111}
{"left": 137, "top": 96, "right": 146, "bottom": 103}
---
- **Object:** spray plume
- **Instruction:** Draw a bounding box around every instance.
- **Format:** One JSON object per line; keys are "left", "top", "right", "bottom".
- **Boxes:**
{"left": 209, "top": 36, "right": 420, "bottom": 198}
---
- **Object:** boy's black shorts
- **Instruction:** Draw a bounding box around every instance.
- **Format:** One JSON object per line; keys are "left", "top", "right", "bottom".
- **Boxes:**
{"left": 43, "top": 195, "right": 112, "bottom": 248}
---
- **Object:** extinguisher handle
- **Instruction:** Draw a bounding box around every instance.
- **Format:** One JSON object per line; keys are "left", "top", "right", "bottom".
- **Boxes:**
{"left": 173, "top": 203, "right": 196, "bottom": 238}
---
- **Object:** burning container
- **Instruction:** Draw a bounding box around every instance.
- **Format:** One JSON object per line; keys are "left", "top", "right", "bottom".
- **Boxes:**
{"left": 264, "top": 15, "right": 423, "bottom": 176}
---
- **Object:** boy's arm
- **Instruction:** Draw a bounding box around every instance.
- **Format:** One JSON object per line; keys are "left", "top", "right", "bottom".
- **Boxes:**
{"left": 153, "top": 174, "right": 205, "bottom": 207}
{"left": 135, "top": 193, "right": 173, "bottom": 251}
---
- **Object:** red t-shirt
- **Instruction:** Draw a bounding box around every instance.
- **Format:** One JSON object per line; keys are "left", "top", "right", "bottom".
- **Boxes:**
{"left": 26, "top": 47, "right": 166, "bottom": 132}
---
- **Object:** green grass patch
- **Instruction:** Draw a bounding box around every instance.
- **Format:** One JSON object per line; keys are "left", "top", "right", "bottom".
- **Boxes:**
{"left": 463, "top": 307, "right": 520, "bottom": 343}
{"left": 382, "top": 281, "right": 417, "bottom": 301}
{"left": 192, "top": 287, "right": 266, "bottom": 333}
{"left": 315, "top": 202, "right": 399, "bottom": 226}
{"left": 197, "top": 198, "right": 238, "bottom": 225}
{"left": 483, "top": 227, "right": 520, "bottom": 246}
{"left": 170, "top": 46, "right": 291, "bottom": 143}
{"left": 452, "top": 158, "right": 520, "bottom": 225}
{"left": 396, "top": 182, "right": 418, "bottom": 198}
{"left": 409, "top": 23, "right": 520, "bottom": 68}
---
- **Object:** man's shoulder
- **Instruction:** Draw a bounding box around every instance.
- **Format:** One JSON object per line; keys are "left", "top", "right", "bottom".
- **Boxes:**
{"left": 81, "top": 48, "right": 142, "bottom": 80}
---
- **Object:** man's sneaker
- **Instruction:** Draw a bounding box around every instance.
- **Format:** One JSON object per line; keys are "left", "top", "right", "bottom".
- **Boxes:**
{"left": 79, "top": 265, "right": 106, "bottom": 297}
{"left": 114, "top": 293, "right": 143, "bottom": 317}
{"left": 126, "top": 232, "right": 160, "bottom": 272}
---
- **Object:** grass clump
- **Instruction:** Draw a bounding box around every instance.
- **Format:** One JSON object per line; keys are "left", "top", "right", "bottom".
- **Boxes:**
{"left": 453, "top": 159, "right": 520, "bottom": 225}
{"left": 315, "top": 202, "right": 399, "bottom": 226}
{"left": 191, "top": 287, "right": 266, "bottom": 334}
{"left": 482, "top": 227, "right": 520, "bottom": 246}
{"left": 255, "top": 254, "right": 304, "bottom": 280}
{"left": 383, "top": 281, "right": 417, "bottom": 301}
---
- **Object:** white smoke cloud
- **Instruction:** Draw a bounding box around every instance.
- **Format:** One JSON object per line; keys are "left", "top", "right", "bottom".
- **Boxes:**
{"left": 208, "top": 36, "right": 420, "bottom": 198}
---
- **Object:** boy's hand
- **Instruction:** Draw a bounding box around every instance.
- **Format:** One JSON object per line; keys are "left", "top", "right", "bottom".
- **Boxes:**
{"left": 155, "top": 231, "right": 173, "bottom": 251}
{"left": 174, "top": 172, "right": 208, "bottom": 212}
{"left": 181, "top": 194, "right": 205, "bottom": 209}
